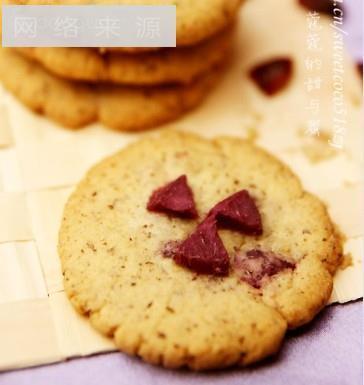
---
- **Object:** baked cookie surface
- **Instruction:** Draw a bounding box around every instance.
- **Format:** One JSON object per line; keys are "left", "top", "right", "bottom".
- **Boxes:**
{"left": 0, "top": 49, "right": 220, "bottom": 130}
{"left": 15, "top": 28, "right": 232, "bottom": 86}
{"left": 59, "top": 131, "right": 342, "bottom": 370}
{"left": 7, "top": 0, "right": 243, "bottom": 47}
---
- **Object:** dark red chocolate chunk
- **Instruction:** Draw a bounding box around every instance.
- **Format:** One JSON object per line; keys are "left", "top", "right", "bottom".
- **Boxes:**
{"left": 173, "top": 217, "right": 229, "bottom": 276}
{"left": 250, "top": 58, "right": 293, "bottom": 96}
{"left": 357, "top": 62, "right": 363, "bottom": 80}
{"left": 234, "top": 249, "right": 295, "bottom": 289}
{"left": 147, "top": 175, "right": 198, "bottom": 219}
{"left": 298, "top": 0, "right": 343, "bottom": 16}
{"left": 208, "top": 190, "right": 263, "bottom": 236}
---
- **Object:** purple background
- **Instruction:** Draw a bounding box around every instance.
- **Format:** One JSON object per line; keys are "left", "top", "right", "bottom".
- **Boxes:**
{"left": 0, "top": 0, "right": 362, "bottom": 384}
{"left": 0, "top": 302, "right": 362, "bottom": 385}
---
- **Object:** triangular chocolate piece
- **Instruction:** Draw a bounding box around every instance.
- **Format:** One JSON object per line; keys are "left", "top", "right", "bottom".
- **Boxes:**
{"left": 147, "top": 175, "right": 198, "bottom": 219}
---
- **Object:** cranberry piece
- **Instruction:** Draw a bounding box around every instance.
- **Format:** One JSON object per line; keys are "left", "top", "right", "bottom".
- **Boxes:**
{"left": 147, "top": 175, "right": 198, "bottom": 219}
{"left": 250, "top": 58, "right": 293, "bottom": 96}
{"left": 174, "top": 217, "right": 229, "bottom": 276}
{"left": 298, "top": 0, "right": 343, "bottom": 16}
{"left": 234, "top": 249, "right": 295, "bottom": 289}
{"left": 208, "top": 190, "right": 263, "bottom": 236}
{"left": 357, "top": 62, "right": 363, "bottom": 80}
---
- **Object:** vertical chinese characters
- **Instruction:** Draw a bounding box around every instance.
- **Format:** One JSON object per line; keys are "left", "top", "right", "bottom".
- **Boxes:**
{"left": 304, "top": 11, "right": 323, "bottom": 137}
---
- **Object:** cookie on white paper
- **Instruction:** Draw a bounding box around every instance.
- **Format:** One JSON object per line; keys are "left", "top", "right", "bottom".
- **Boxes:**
{"left": 59, "top": 131, "right": 342, "bottom": 370}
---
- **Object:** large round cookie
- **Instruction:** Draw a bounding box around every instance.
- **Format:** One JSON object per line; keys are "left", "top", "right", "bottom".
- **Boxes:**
{"left": 7, "top": 0, "right": 243, "bottom": 47}
{"left": 15, "top": 28, "right": 232, "bottom": 86}
{"left": 59, "top": 131, "right": 342, "bottom": 370}
{"left": 0, "top": 49, "right": 220, "bottom": 130}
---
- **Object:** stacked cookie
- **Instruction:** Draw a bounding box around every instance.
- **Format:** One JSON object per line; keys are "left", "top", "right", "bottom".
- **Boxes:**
{"left": 0, "top": 0, "right": 243, "bottom": 131}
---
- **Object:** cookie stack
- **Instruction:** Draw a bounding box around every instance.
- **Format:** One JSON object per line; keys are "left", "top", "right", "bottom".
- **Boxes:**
{"left": 0, "top": 0, "right": 243, "bottom": 131}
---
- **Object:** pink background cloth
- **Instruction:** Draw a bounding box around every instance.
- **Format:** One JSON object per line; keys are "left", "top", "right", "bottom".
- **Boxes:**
{"left": 0, "top": 0, "right": 362, "bottom": 384}
{"left": 0, "top": 302, "right": 362, "bottom": 385}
